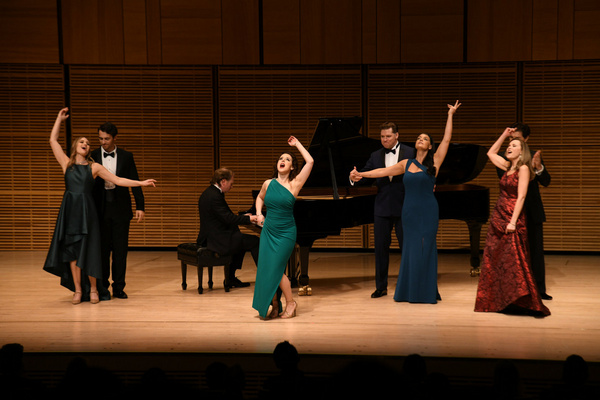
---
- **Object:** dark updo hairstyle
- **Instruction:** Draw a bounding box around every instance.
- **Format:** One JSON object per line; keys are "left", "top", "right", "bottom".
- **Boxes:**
{"left": 271, "top": 152, "right": 299, "bottom": 180}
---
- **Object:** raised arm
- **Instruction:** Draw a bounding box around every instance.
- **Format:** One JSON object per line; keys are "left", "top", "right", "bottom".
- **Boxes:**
{"left": 487, "top": 128, "right": 513, "bottom": 171}
{"left": 433, "top": 100, "right": 461, "bottom": 172}
{"left": 49, "top": 108, "right": 70, "bottom": 173}
{"left": 93, "top": 164, "right": 156, "bottom": 187}
{"left": 288, "top": 136, "right": 314, "bottom": 195}
{"left": 506, "top": 165, "right": 530, "bottom": 233}
{"left": 354, "top": 159, "right": 407, "bottom": 179}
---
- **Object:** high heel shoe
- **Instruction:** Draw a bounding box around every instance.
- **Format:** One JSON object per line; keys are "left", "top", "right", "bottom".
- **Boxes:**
{"left": 280, "top": 301, "right": 297, "bottom": 319}
{"left": 90, "top": 290, "right": 100, "bottom": 304}
{"left": 72, "top": 291, "right": 82, "bottom": 305}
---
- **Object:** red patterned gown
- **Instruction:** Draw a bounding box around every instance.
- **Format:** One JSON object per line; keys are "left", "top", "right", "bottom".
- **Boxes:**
{"left": 475, "top": 171, "right": 550, "bottom": 316}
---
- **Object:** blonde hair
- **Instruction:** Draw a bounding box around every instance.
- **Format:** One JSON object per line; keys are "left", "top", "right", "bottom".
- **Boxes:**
{"left": 67, "top": 137, "right": 94, "bottom": 169}
{"left": 509, "top": 138, "right": 534, "bottom": 181}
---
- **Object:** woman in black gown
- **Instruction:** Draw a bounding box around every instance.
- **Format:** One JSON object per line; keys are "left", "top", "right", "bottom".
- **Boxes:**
{"left": 43, "top": 108, "right": 156, "bottom": 304}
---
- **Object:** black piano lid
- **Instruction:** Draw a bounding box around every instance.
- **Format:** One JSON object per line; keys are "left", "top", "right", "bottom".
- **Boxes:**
{"left": 304, "top": 116, "right": 489, "bottom": 188}
{"left": 304, "top": 117, "right": 380, "bottom": 192}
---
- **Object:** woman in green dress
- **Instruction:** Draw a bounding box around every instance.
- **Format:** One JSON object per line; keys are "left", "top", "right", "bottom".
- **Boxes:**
{"left": 252, "top": 136, "right": 314, "bottom": 319}
{"left": 44, "top": 108, "right": 156, "bottom": 305}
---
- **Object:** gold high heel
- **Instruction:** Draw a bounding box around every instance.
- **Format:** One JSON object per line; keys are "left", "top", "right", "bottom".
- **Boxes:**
{"left": 280, "top": 301, "right": 297, "bottom": 319}
{"left": 90, "top": 290, "right": 100, "bottom": 304}
{"left": 72, "top": 291, "right": 82, "bottom": 305}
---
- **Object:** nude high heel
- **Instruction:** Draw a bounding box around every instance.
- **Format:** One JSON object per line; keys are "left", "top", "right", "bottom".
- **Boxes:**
{"left": 280, "top": 301, "right": 297, "bottom": 319}
{"left": 90, "top": 290, "right": 100, "bottom": 304}
{"left": 72, "top": 291, "right": 82, "bottom": 305}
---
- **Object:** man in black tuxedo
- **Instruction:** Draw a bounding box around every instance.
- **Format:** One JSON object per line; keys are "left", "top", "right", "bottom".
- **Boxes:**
{"left": 197, "top": 168, "right": 260, "bottom": 288}
{"left": 497, "top": 123, "right": 552, "bottom": 300}
{"left": 350, "top": 122, "right": 416, "bottom": 298}
{"left": 91, "top": 123, "right": 145, "bottom": 299}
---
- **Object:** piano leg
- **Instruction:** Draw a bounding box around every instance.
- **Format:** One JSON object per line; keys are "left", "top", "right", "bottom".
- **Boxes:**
{"left": 286, "top": 241, "right": 314, "bottom": 296}
{"left": 466, "top": 220, "right": 483, "bottom": 277}
{"left": 297, "top": 245, "right": 312, "bottom": 295}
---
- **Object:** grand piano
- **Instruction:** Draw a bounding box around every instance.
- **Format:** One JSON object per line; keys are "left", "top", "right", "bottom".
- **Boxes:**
{"left": 252, "top": 117, "right": 489, "bottom": 295}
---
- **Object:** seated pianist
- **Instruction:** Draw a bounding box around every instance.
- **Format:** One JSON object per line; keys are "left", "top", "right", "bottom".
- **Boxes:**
{"left": 196, "top": 168, "right": 260, "bottom": 288}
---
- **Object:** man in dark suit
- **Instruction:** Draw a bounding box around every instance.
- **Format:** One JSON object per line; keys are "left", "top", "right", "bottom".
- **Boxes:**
{"left": 91, "top": 122, "right": 145, "bottom": 299}
{"left": 350, "top": 122, "right": 416, "bottom": 298}
{"left": 197, "top": 168, "right": 259, "bottom": 288}
{"left": 498, "top": 122, "right": 552, "bottom": 300}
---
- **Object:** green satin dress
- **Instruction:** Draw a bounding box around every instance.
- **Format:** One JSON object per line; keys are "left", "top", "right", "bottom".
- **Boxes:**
{"left": 252, "top": 179, "right": 297, "bottom": 317}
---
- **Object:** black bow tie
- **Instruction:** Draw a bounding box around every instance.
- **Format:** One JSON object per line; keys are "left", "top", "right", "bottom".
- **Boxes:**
{"left": 104, "top": 152, "right": 115, "bottom": 158}
{"left": 385, "top": 148, "right": 396, "bottom": 155}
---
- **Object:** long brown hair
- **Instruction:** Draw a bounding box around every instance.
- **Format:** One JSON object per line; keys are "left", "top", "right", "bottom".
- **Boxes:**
{"left": 67, "top": 137, "right": 94, "bottom": 169}
{"left": 271, "top": 152, "right": 299, "bottom": 180}
{"left": 508, "top": 138, "right": 534, "bottom": 180}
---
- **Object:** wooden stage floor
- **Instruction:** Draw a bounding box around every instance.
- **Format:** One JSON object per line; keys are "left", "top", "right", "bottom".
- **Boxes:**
{"left": 1, "top": 250, "right": 599, "bottom": 363}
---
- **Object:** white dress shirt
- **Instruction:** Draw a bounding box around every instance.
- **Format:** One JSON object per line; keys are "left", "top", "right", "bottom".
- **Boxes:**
{"left": 101, "top": 147, "right": 117, "bottom": 190}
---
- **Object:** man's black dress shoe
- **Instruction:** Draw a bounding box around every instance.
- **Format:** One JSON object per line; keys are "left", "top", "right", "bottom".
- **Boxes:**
{"left": 540, "top": 293, "right": 553, "bottom": 300}
{"left": 227, "top": 277, "right": 250, "bottom": 288}
{"left": 113, "top": 291, "right": 128, "bottom": 299}
{"left": 371, "top": 289, "right": 387, "bottom": 298}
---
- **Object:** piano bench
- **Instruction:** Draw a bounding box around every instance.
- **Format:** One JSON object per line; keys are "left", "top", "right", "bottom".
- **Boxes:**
{"left": 176, "top": 243, "right": 232, "bottom": 294}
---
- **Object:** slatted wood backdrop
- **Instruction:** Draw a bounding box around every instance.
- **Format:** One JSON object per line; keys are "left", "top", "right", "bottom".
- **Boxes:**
{"left": 0, "top": 64, "right": 65, "bottom": 250}
{"left": 67, "top": 66, "right": 215, "bottom": 247}
{"left": 1, "top": 61, "right": 599, "bottom": 251}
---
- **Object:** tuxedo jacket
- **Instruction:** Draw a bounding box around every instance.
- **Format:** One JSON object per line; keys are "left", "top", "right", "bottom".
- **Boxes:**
{"left": 357, "top": 143, "right": 416, "bottom": 217}
{"left": 91, "top": 147, "right": 145, "bottom": 221}
{"left": 196, "top": 185, "right": 252, "bottom": 256}
{"left": 496, "top": 150, "right": 550, "bottom": 224}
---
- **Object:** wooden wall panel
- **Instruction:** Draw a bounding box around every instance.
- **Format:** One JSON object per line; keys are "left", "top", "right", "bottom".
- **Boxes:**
{"left": 300, "top": 0, "right": 362, "bottom": 64}
{"left": 467, "top": 0, "right": 533, "bottom": 62}
{"left": 361, "top": 0, "right": 377, "bottom": 64}
{"left": 0, "top": 0, "right": 59, "bottom": 63}
{"left": 262, "top": 0, "right": 301, "bottom": 64}
{"left": 61, "top": 0, "right": 126, "bottom": 64}
{"left": 0, "top": 65, "right": 65, "bottom": 250}
{"left": 522, "top": 61, "right": 600, "bottom": 251}
{"left": 68, "top": 66, "right": 215, "bottom": 247}
{"left": 160, "top": 0, "right": 222, "bottom": 64}
{"left": 557, "top": 0, "right": 574, "bottom": 60}
{"left": 222, "top": 0, "right": 260, "bottom": 65}
{"left": 218, "top": 66, "right": 363, "bottom": 248}
{"left": 376, "top": 0, "right": 401, "bottom": 64}
{"left": 532, "top": 0, "right": 559, "bottom": 61}
{"left": 123, "top": 0, "right": 148, "bottom": 64}
{"left": 400, "top": 0, "right": 464, "bottom": 63}
{"left": 145, "top": 0, "right": 163, "bottom": 64}
{"left": 573, "top": 0, "right": 600, "bottom": 59}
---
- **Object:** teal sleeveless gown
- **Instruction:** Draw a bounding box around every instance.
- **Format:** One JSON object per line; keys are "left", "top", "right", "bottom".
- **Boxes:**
{"left": 252, "top": 179, "right": 297, "bottom": 317}
{"left": 43, "top": 164, "right": 110, "bottom": 301}
{"left": 394, "top": 159, "right": 440, "bottom": 304}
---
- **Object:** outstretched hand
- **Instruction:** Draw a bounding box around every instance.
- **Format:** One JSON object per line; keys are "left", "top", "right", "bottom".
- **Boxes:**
{"left": 141, "top": 179, "right": 157, "bottom": 187}
{"left": 447, "top": 100, "right": 461, "bottom": 115}
{"left": 350, "top": 167, "right": 362, "bottom": 182}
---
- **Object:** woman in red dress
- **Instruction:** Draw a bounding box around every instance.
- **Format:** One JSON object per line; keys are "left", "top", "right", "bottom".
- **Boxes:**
{"left": 475, "top": 127, "right": 550, "bottom": 317}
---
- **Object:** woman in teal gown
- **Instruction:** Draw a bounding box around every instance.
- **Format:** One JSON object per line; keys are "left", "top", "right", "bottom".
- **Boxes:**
{"left": 252, "top": 136, "right": 314, "bottom": 319}
{"left": 43, "top": 108, "right": 156, "bottom": 305}
{"left": 352, "top": 101, "right": 461, "bottom": 304}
